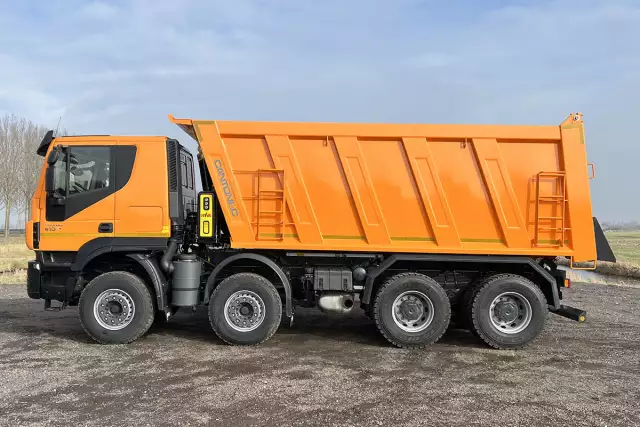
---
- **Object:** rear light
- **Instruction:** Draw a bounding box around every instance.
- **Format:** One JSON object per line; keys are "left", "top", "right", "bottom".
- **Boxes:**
{"left": 564, "top": 278, "right": 571, "bottom": 288}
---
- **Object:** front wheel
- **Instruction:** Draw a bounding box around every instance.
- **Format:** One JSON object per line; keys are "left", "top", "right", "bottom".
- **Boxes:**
{"left": 79, "top": 271, "right": 155, "bottom": 344}
{"left": 373, "top": 273, "right": 451, "bottom": 348}
{"left": 208, "top": 273, "right": 282, "bottom": 345}
{"left": 470, "top": 273, "right": 548, "bottom": 349}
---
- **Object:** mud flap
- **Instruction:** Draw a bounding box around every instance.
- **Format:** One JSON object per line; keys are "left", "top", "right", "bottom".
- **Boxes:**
{"left": 593, "top": 217, "right": 616, "bottom": 263}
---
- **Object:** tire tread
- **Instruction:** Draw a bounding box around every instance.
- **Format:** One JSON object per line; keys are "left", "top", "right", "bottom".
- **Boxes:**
{"left": 208, "top": 272, "right": 282, "bottom": 346}
{"left": 373, "top": 272, "right": 451, "bottom": 349}
{"left": 470, "top": 273, "right": 548, "bottom": 350}
{"left": 79, "top": 271, "right": 155, "bottom": 344}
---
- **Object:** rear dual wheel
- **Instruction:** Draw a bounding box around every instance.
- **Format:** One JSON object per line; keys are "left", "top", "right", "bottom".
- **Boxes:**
{"left": 468, "top": 274, "right": 548, "bottom": 349}
{"left": 373, "top": 273, "right": 451, "bottom": 348}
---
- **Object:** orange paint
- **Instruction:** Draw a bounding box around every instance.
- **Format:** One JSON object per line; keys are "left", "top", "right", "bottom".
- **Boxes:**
{"left": 169, "top": 112, "right": 596, "bottom": 262}
{"left": 29, "top": 136, "right": 170, "bottom": 252}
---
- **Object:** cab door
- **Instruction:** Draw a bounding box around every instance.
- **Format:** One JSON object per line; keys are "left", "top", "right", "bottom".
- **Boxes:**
{"left": 113, "top": 139, "right": 171, "bottom": 239}
{"left": 39, "top": 144, "right": 116, "bottom": 252}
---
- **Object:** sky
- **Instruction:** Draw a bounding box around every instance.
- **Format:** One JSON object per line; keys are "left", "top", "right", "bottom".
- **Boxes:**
{"left": 0, "top": 0, "right": 639, "bottom": 225}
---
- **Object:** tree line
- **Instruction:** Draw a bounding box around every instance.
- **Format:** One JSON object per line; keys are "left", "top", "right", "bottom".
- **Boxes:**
{"left": 601, "top": 220, "right": 640, "bottom": 232}
{"left": 0, "top": 113, "right": 67, "bottom": 239}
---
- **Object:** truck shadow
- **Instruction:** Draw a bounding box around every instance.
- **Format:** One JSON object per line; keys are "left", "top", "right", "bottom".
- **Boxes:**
{"left": 0, "top": 298, "right": 484, "bottom": 349}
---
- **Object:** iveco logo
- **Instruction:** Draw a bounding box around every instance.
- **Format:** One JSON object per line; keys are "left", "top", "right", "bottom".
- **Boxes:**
{"left": 214, "top": 159, "right": 239, "bottom": 217}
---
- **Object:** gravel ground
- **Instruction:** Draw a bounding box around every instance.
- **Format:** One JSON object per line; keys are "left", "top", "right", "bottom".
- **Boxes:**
{"left": 0, "top": 282, "right": 639, "bottom": 427}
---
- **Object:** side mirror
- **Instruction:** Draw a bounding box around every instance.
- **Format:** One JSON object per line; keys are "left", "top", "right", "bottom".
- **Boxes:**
{"left": 47, "top": 148, "right": 60, "bottom": 165}
{"left": 45, "top": 165, "right": 56, "bottom": 194}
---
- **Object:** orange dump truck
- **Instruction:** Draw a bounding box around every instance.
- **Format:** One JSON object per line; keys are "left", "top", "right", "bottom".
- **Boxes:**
{"left": 25, "top": 113, "right": 615, "bottom": 349}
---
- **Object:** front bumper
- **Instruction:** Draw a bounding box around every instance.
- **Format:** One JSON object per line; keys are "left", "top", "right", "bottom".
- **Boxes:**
{"left": 26, "top": 260, "right": 77, "bottom": 304}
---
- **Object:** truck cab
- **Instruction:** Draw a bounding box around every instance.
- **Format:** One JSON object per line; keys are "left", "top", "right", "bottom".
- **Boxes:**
{"left": 26, "top": 132, "right": 196, "bottom": 308}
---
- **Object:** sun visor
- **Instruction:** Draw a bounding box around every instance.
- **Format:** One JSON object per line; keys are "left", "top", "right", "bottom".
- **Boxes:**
{"left": 168, "top": 115, "right": 198, "bottom": 142}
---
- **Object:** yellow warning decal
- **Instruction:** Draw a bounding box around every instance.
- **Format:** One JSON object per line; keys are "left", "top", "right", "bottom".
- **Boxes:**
{"left": 199, "top": 193, "right": 213, "bottom": 238}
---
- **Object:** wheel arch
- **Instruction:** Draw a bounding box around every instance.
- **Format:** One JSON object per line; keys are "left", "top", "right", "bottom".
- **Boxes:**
{"left": 70, "top": 237, "right": 169, "bottom": 272}
{"left": 204, "top": 253, "right": 293, "bottom": 318}
{"left": 80, "top": 251, "right": 168, "bottom": 313}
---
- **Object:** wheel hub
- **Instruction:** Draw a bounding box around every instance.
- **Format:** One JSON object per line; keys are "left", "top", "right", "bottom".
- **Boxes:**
{"left": 224, "top": 291, "right": 266, "bottom": 332}
{"left": 398, "top": 300, "right": 424, "bottom": 322}
{"left": 108, "top": 301, "right": 123, "bottom": 314}
{"left": 494, "top": 300, "right": 518, "bottom": 323}
{"left": 93, "top": 289, "right": 135, "bottom": 331}
{"left": 391, "top": 291, "right": 435, "bottom": 333}
{"left": 239, "top": 304, "right": 252, "bottom": 316}
{"left": 488, "top": 292, "right": 533, "bottom": 335}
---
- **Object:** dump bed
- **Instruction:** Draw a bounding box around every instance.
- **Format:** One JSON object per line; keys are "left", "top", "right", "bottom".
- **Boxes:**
{"left": 170, "top": 113, "right": 597, "bottom": 262}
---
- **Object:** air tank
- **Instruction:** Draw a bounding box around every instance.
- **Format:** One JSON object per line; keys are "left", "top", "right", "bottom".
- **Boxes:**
{"left": 171, "top": 254, "right": 202, "bottom": 307}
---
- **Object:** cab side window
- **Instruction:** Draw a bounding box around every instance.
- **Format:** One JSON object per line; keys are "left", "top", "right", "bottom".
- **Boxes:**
{"left": 68, "top": 147, "right": 111, "bottom": 195}
{"left": 46, "top": 145, "right": 114, "bottom": 222}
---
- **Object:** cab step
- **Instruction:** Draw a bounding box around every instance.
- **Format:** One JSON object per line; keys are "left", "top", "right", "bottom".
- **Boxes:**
{"left": 44, "top": 299, "right": 67, "bottom": 312}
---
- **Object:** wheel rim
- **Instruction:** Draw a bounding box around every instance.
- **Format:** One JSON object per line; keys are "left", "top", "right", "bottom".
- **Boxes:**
{"left": 223, "top": 291, "right": 266, "bottom": 332}
{"left": 488, "top": 292, "right": 533, "bottom": 334}
{"left": 93, "top": 289, "right": 135, "bottom": 331}
{"left": 391, "top": 290, "right": 435, "bottom": 333}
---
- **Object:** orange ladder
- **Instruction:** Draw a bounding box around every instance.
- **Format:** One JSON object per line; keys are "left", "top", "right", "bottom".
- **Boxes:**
{"left": 253, "top": 169, "right": 286, "bottom": 241}
{"left": 534, "top": 171, "right": 568, "bottom": 248}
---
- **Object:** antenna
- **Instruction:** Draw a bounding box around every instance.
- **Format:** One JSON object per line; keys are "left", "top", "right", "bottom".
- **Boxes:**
{"left": 54, "top": 116, "right": 62, "bottom": 136}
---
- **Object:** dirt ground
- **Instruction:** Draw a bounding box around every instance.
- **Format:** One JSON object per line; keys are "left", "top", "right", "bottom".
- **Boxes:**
{"left": 0, "top": 282, "right": 639, "bottom": 427}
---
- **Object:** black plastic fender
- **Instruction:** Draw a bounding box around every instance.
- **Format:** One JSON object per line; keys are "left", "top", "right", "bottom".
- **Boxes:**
{"left": 204, "top": 253, "right": 293, "bottom": 318}
{"left": 71, "top": 237, "right": 169, "bottom": 272}
{"left": 126, "top": 253, "right": 169, "bottom": 312}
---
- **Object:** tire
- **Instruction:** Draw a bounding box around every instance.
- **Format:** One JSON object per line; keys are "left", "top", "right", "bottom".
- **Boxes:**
{"left": 454, "top": 275, "right": 486, "bottom": 335}
{"left": 208, "top": 273, "right": 282, "bottom": 346}
{"left": 79, "top": 271, "right": 155, "bottom": 344}
{"left": 470, "top": 273, "right": 548, "bottom": 349}
{"left": 452, "top": 283, "right": 477, "bottom": 330}
{"left": 373, "top": 273, "right": 451, "bottom": 349}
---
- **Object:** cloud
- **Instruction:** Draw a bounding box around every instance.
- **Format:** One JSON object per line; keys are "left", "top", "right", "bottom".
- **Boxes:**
{"left": 0, "top": 0, "right": 639, "bottom": 220}
{"left": 78, "top": 1, "right": 118, "bottom": 20}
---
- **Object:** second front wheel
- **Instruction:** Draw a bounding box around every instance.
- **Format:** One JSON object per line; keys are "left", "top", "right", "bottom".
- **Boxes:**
{"left": 209, "top": 273, "right": 282, "bottom": 346}
{"left": 373, "top": 273, "right": 451, "bottom": 348}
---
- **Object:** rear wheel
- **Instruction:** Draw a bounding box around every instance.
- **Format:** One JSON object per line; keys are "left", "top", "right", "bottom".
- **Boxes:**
{"left": 373, "top": 273, "right": 451, "bottom": 348}
{"left": 470, "top": 273, "right": 548, "bottom": 349}
{"left": 79, "top": 271, "right": 155, "bottom": 344}
{"left": 209, "top": 273, "right": 282, "bottom": 346}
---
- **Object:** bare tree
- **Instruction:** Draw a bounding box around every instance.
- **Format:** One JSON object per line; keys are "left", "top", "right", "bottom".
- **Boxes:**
{"left": 17, "top": 123, "right": 49, "bottom": 229}
{"left": 1, "top": 114, "right": 69, "bottom": 237}
{"left": 0, "top": 115, "right": 26, "bottom": 237}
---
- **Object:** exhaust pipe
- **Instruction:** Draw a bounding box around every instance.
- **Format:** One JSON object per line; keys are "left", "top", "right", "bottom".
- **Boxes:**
{"left": 318, "top": 293, "right": 355, "bottom": 314}
{"left": 160, "top": 239, "right": 178, "bottom": 273}
{"left": 160, "top": 224, "right": 184, "bottom": 273}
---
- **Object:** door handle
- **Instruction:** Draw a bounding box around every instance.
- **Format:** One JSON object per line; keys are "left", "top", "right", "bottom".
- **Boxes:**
{"left": 98, "top": 223, "right": 113, "bottom": 233}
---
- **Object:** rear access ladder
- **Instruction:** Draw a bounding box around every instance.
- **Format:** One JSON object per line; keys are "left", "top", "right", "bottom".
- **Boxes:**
{"left": 534, "top": 171, "right": 568, "bottom": 248}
